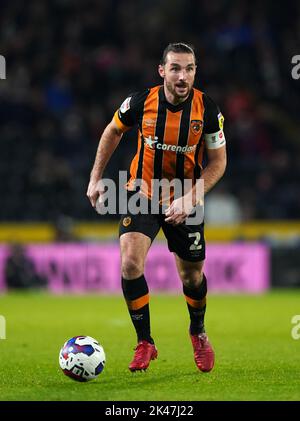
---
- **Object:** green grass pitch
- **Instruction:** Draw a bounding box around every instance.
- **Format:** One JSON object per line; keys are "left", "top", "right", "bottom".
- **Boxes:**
{"left": 0, "top": 290, "right": 299, "bottom": 401}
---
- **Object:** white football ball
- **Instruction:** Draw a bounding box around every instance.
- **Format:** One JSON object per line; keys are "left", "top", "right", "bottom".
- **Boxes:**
{"left": 59, "top": 335, "right": 106, "bottom": 382}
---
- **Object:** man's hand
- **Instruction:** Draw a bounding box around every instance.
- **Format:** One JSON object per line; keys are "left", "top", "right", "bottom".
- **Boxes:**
{"left": 87, "top": 179, "right": 105, "bottom": 209}
{"left": 86, "top": 118, "right": 123, "bottom": 211}
{"left": 164, "top": 193, "right": 195, "bottom": 225}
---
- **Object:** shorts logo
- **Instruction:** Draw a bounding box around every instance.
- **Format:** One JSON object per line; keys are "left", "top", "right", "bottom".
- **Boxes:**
{"left": 190, "top": 120, "right": 203, "bottom": 135}
{"left": 122, "top": 217, "right": 132, "bottom": 227}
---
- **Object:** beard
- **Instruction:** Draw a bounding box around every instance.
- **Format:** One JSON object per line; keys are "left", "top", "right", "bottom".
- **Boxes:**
{"left": 165, "top": 80, "right": 192, "bottom": 103}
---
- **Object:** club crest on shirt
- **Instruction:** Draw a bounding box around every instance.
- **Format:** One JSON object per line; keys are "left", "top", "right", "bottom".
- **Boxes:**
{"left": 122, "top": 217, "right": 132, "bottom": 227}
{"left": 190, "top": 120, "right": 203, "bottom": 135}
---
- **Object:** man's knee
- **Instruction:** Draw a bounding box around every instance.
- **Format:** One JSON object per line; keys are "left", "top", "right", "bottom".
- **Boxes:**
{"left": 179, "top": 268, "right": 204, "bottom": 288}
{"left": 121, "top": 254, "right": 144, "bottom": 279}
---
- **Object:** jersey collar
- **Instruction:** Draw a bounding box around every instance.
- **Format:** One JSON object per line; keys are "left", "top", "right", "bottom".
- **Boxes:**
{"left": 159, "top": 86, "right": 194, "bottom": 112}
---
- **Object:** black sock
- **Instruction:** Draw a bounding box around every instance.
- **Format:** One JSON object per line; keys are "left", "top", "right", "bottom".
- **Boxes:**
{"left": 121, "top": 275, "right": 154, "bottom": 344}
{"left": 183, "top": 274, "right": 207, "bottom": 335}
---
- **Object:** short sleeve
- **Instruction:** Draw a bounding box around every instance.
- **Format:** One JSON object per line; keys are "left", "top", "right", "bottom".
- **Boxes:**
{"left": 203, "top": 94, "right": 226, "bottom": 149}
{"left": 203, "top": 94, "right": 224, "bottom": 133}
{"left": 113, "top": 89, "right": 149, "bottom": 132}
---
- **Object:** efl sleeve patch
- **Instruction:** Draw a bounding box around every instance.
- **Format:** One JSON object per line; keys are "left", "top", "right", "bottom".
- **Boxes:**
{"left": 120, "top": 96, "right": 132, "bottom": 114}
{"left": 217, "top": 112, "right": 224, "bottom": 130}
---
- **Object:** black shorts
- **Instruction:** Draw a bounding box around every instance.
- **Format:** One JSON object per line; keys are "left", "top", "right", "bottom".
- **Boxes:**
{"left": 119, "top": 194, "right": 205, "bottom": 262}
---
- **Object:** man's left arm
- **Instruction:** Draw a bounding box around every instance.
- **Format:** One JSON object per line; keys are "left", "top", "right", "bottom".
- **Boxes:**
{"left": 195, "top": 144, "right": 227, "bottom": 198}
{"left": 191, "top": 94, "right": 227, "bottom": 203}
{"left": 164, "top": 145, "right": 226, "bottom": 224}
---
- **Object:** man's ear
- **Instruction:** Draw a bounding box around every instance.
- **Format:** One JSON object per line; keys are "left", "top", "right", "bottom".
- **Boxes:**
{"left": 158, "top": 64, "right": 165, "bottom": 78}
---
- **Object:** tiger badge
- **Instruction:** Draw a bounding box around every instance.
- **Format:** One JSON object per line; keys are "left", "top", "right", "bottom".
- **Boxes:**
{"left": 122, "top": 217, "right": 132, "bottom": 227}
{"left": 190, "top": 120, "right": 203, "bottom": 135}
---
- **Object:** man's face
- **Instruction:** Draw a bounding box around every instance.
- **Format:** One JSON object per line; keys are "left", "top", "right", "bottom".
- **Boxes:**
{"left": 159, "top": 52, "right": 196, "bottom": 102}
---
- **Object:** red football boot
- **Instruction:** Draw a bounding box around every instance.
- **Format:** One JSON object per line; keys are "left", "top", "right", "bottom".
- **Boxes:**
{"left": 128, "top": 340, "right": 158, "bottom": 372}
{"left": 190, "top": 332, "right": 215, "bottom": 372}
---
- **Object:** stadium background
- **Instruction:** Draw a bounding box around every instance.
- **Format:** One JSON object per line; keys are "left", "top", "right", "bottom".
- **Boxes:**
{"left": 0, "top": 0, "right": 300, "bottom": 402}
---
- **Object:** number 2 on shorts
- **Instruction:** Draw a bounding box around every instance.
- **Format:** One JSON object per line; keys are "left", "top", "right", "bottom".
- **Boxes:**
{"left": 188, "top": 232, "right": 202, "bottom": 250}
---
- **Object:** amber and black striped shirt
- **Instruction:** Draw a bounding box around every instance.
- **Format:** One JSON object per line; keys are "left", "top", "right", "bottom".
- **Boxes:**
{"left": 114, "top": 85, "right": 225, "bottom": 198}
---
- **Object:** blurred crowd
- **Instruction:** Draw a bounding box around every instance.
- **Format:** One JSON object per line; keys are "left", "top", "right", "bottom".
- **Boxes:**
{"left": 0, "top": 0, "right": 300, "bottom": 223}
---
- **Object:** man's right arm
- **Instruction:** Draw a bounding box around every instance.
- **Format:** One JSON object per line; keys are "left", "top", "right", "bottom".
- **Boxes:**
{"left": 87, "top": 90, "right": 146, "bottom": 208}
{"left": 87, "top": 118, "right": 124, "bottom": 208}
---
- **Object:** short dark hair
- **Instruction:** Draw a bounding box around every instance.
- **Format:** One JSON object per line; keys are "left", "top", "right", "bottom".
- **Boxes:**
{"left": 161, "top": 43, "right": 196, "bottom": 65}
